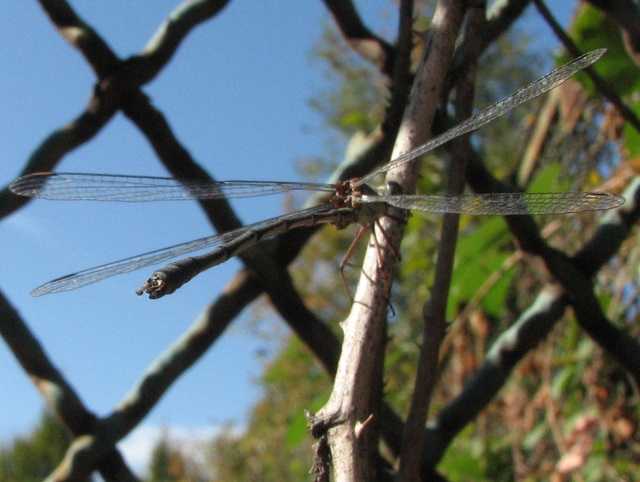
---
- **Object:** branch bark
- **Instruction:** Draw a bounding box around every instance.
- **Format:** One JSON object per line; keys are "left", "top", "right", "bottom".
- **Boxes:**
{"left": 311, "top": 1, "right": 467, "bottom": 480}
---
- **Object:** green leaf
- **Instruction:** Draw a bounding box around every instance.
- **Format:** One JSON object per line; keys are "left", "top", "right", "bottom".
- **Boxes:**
{"left": 527, "top": 163, "right": 571, "bottom": 192}
{"left": 568, "top": 5, "right": 640, "bottom": 96}
{"left": 622, "top": 100, "right": 640, "bottom": 156}
{"left": 449, "top": 217, "right": 515, "bottom": 317}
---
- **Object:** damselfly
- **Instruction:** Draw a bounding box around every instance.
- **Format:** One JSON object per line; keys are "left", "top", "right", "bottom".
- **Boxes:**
{"left": 10, "top": 49, "right": 623, "bottom": 298}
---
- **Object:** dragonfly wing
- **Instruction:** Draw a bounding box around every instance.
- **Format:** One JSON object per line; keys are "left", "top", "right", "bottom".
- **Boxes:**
{"left": 379, "top": 192, "right": 625, "bottom": 215}
{"left": 9, "top": 173, "right": 335, "bottom": 202}
{"left": 30, "top": 229, "right": 245, "bottom": 296}
{"left": 357, "top": 49, "right": 606, "bottom": 185}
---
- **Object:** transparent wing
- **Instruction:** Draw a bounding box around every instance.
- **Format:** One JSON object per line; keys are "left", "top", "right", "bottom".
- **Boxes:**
{"left": 9, "top": 172, "right": 335, "bottom": 202}
{"left": 30, "top": 205, "right": 332, "bottom": 296}
{"left": 366, "top": 191, "right": 625, "bottom": 215}
{"left": 31, "top": 227, "right": 248, "bottom": 296}
{"left": 357, "top": 49, "right": 606, "bottom": 185}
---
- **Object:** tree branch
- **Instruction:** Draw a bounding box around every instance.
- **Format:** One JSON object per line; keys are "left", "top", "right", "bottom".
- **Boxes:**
{"left": 311, "top": 1, "right": 467, "bottom": 479}
{"left": 37, "top": 0, "right": 120, "bottom": 77}
{"left": 399, "top": 4, "right": 485, "bottom": 479}
{"left": 135, "top": 0, "right": 232, "bottom": 84}
{"left": 321, "top": 0, "right": 396, "bottom": 75}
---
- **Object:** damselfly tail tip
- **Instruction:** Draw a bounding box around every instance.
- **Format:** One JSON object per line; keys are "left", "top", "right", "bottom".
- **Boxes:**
{"left": 137, "top": 278, "right": 164, "bottom": 298}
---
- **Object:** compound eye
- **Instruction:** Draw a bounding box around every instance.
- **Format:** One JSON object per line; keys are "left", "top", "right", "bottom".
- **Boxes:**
{"left": 385, "top": 181, "right": 402, "bottom": 195}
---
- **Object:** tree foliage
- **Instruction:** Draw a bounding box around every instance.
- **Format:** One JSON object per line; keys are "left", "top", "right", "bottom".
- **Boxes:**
{"left": 207, "top": 339, "right": 330, "bottom": 480}
{"left": 0, "top": 410, "right": 85, "bottom": 481}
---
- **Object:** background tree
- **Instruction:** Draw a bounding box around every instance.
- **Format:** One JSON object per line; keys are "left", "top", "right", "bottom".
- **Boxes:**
{"left": 1, "top": 0, "right": 639, "bottom": 480}
{"left": 146, "top": 429, "right": 205, "bottom": 482}
{"left": 0, "top": 410, "right": 92, "bottom": 481}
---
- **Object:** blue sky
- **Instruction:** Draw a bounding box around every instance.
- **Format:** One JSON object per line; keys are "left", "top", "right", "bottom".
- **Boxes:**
{"left": 1, "top": 1, "right": 574, "bottom": 476}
